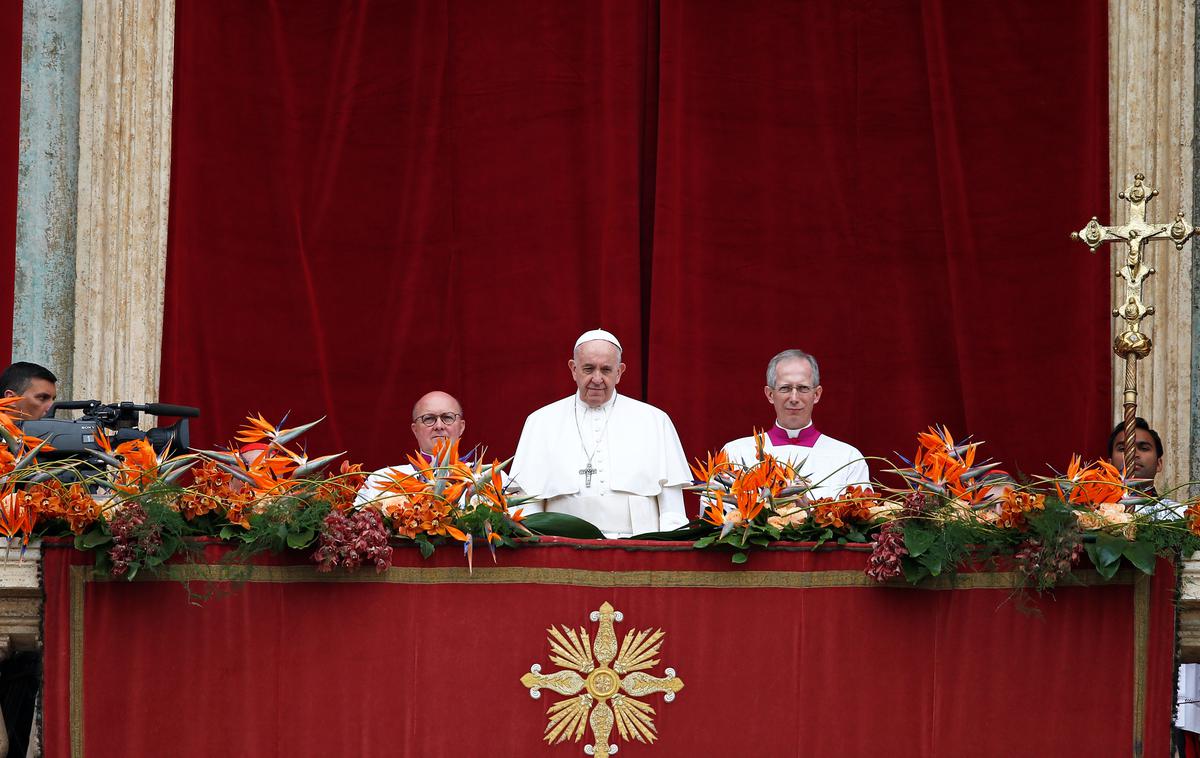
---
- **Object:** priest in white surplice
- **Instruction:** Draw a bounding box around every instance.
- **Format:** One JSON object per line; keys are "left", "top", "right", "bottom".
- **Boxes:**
{"left": 512, "top": 330, "right": 691, "bottom": 537}
{"left": 354, "top": 390, "right": 468, "bottom": 504}
{"left": 722, "top": 349, "right": 869, "bottom": 498}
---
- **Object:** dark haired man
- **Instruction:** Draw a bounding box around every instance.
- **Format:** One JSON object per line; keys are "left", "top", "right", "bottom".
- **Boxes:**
{"left": 1107, "top": 417, "right": 1162, "bottom": 495}
{"left": 0, "top": 362, "right": 58, "bottom": 420}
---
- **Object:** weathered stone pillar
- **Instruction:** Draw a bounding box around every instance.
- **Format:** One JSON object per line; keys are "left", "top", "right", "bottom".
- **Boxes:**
{"left": 1123, "top": 0, "right": 1200, "bottom": 666}
{"left": 1193, "top": 0, "right": 1200, "bottom": 497}
{"left": 14, "top": 0, "right": 82, "bottom": 401}
{"left": 1108, "top": 0, "right": 1196, "bottom": 492}
{"left": 71, "top": 0, "right": 175, "bottom": 409}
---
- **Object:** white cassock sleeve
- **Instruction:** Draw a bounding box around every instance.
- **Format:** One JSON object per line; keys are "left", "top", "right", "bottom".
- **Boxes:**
{"left": 657, "top": 485, "right": 687, "bottom": 531}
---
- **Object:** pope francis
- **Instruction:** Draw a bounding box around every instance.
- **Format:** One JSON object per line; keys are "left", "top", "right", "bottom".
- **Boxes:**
{"left": 511, "top": 329, "right": 691, "bottom": 537}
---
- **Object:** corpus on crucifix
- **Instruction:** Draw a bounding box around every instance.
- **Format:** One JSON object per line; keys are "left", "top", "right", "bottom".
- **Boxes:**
{"left": 1071, "top": 173, "right": 1199, "bottom": 482}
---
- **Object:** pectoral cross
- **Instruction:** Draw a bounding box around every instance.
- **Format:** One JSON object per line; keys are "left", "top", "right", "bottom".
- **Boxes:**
{"left": 1071, "top": 173, "right": 1199, "bottom": 478}
{"left": 579, "top": 462, "right": 596, "bottom": 488}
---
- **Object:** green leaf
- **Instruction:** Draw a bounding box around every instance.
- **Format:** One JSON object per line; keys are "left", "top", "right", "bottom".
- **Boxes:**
{"left": 1122, "top": 540, "right": 1156, "bottom": 575}
{"left": 904, "top": 528, "right": 937, "bottom": 558}
{"left": 218, "top": 525, "right": 240, "bottom": 540}
{"left": 522, "top": 512, "right": 606, "bottom": 540}
{"left": 286, "top": 529, "right": 315, "bottom": 550}
{"left": 417, "top": 539, "right": 435, "bottom": 559}
{"left": 629, "top": 525, "right": 713, "bottom": 541}
{"left": 1094, "top": 556, "right": 1121, "bottom": 580}
{"left": 75, "top": 529, "right": 112, "bottom": 550}
{"left": 692, "top": 535, "right": 717, "bottom": 549}
{"left": 1094, "top": 532, "right": 1126, "bottom": 567}
{"left": 731, "top": 552, "right": 748, "bottom": 564}
{"left": 921, "top": 551, "right": 944, "bottom": 577}
{"left": 846, "top": 530, "right": 867, "bottom": 543}
{"left": 902, "top": 558, "right": 929, "bottom": 584}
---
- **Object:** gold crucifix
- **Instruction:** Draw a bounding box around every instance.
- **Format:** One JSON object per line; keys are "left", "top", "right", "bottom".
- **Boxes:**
{"left": 1071, "top": 173, "right": 1198, "bottom": 482}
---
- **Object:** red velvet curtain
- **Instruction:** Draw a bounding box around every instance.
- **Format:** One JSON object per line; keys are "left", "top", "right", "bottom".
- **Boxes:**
{"left": 162, "top": 0, "right": 1109, "bottom": 478}
{"left": 649, "top": 0, "right": 1110, "bottom": 474}
{"left": 0, "top": 1, "right": 19, "bottom": 363}
{"left": 41, "top": 544, "right": 1176, "bottom": 757}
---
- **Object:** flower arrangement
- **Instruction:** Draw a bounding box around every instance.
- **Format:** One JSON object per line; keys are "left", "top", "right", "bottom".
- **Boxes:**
{"left": 689, "top": 425, "right": 1200, "bottom": 590}
{"left": 2, "top": 393, "right": 1197, "bottom": 592}
{"left": 1, "top": 406, "right": 531, "bottom": 578}
{"left": 696, "top": 424, "right": 1200, "bottom": 590}
{"left": 688, "top": 433, "right": 892, "bottom": 564}
{"left": 360, "top": 438, "right": 534, "bottom": 570}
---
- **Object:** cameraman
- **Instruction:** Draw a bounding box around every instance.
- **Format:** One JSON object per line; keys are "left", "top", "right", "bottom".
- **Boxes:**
{"left": 0, "top": 362, "right": 57, "bottom": 420}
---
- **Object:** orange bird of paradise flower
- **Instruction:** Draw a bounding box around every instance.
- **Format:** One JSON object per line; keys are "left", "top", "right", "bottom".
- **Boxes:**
{"left": 0, "top": 491, "right": 37, "bottom": 545}
{"left": 1055, "top": 455, "right": 1125, "bottom": 508}
{"left": 702, "top": 495, "right": 747, "bottom": 539}
{"left": 690, "top": 450, "right": 732, "bottom": 484}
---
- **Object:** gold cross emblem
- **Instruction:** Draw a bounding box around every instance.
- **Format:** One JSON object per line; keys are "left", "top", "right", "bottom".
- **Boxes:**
{"left": 1071, "top": 173, "right": 1200, "bottom": 477}
{"left": 520, "top": 602, "right": 684, "bottom": 756}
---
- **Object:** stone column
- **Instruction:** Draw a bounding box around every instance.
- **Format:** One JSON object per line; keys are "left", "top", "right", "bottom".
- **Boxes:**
{"left": 1193, "top": 0, "right": 1200, "bottom": 496}
{"left": 14, "top": 0, "right": 82, "bottom": 401}
{"left": 71, "top": 0, "right": 175, "bottom": 409}
{"left": 1108, "top": 0, "right": 1196, "bottom": 492}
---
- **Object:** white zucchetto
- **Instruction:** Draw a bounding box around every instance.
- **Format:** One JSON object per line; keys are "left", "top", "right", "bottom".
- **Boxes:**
{"left": 573, "top": 329, "right": 622, "bottom": 352}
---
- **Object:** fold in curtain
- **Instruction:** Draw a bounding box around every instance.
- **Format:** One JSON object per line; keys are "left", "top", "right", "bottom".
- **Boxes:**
{"left": 162, "top": 0, "right": 1109, "bottom": 482}
{"left": 647, "top": 0, "right": 1110, "bottom": 474}
{"left": 163, "top": 0, "right": 654, "bottom": 463}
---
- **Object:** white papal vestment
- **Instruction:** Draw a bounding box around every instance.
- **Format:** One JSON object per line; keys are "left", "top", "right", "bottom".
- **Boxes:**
{"left": 512, "top": 392, "right": 691, "bottom": 537}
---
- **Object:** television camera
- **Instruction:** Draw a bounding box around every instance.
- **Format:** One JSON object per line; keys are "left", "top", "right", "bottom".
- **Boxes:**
{"left": 20, "top": 400, "right": 200, "bottom": 470}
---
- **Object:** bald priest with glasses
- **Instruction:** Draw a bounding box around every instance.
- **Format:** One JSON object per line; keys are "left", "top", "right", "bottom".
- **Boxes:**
{"left": 355, "top": 390, "right": 469, "bottom": 503}
{"left": 722, "top": 349, "right": 869, "bottom": 499}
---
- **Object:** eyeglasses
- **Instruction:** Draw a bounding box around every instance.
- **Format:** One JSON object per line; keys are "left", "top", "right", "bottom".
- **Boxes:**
{"left": 773, "top": 385, "right": 815, "bottom": 396}
{"left": 413, "top": 413, "right": 462, "bottom": 426}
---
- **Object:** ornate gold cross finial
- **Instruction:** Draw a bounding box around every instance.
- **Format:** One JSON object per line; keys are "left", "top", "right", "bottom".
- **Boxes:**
{"left": 1071, "top": 173, "right": 1199, "bottom": 481}
{"left": 520, "top": 602, "right": 684, "bottom": 756}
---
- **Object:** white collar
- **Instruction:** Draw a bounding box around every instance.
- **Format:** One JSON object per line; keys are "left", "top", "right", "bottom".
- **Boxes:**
{"left": 775, "top": 420, "right": 813, "bottom": 439}
{"left": 575, "top": 390, "right": 619, "bottom": 413}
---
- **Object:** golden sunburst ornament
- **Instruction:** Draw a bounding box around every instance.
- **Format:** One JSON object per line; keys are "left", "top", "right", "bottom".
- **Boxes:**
{"left": 520, "top": 601, "right": 684, "bottom": 756}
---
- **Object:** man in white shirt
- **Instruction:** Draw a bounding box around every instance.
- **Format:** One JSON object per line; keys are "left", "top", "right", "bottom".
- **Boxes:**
{"left": 355, "top": 390, "right": 466, "bottom": 503}
{"left": 511, "top": 329, "right": 691, "bottom": 537}
{"left": 722, "top": 349, "right": 869, "bottom": 499}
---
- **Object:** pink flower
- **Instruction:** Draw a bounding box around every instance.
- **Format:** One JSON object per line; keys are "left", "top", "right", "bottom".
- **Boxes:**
{"left": 865, "top": 523, "right": 907, "bottom": 582}
{"left": 313, "top": 508, "right": 393, "bottom": 574}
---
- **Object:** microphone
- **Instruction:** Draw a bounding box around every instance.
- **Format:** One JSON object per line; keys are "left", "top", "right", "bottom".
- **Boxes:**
{"left": 49, "top": 400, "right": 200, "bottom": 418}
{"left": 143, "top": 403, "right": 200, "bottom": 418}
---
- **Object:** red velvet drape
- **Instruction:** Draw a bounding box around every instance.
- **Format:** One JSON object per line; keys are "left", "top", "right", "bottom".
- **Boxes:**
{"left": 42, "top": 544, "right": 1176, "bottom": 757}
{"left": 649, "top": 0, "right": 1110, "bottom": 474}
{"left": 161, "top": 1, "right": 1109, "bottom": 478}
{"left": 0, "top": 1, "right": 19, "bottom": 363}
